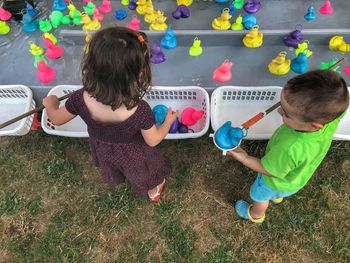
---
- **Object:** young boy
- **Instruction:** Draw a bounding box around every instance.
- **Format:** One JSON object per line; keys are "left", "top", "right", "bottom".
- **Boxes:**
{"left": 229, "top": 69, "right": 349, "bottom": 223}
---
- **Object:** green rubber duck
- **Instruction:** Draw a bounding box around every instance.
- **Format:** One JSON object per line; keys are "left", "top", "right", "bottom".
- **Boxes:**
{"left": 50, "top": 11, "right": 64, "bottom": 28}
{"left": 39, "top": 19, "right": 52, "bottom": 32}
{"left": 0, "top": 21, "right": 10, "bottom": 35}
{"left": 189, "top": 37, "right": 203, "bottom": 57}
{"left": 234, "top": 0, "right": 244, "bottom": 10}
{"left": 83, "top": 2, "right": 95, "bottom": 16}
{"left": 61, "top": 15, "right": 71, "bottom": 25}
{"left": 72, "top": 11, "right": 82, "bottom": 25}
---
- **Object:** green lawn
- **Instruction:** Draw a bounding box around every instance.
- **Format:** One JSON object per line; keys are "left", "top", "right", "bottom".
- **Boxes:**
{"left": 0, "top": 131, "right": 349, "bottom": 262}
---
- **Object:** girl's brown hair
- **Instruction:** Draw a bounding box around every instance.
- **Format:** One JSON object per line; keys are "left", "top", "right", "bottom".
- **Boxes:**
{"left": 81, "top": 27, "right": 151, "bottom": 110}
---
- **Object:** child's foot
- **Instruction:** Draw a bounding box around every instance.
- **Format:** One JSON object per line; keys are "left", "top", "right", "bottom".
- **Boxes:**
{"left": 235, "top": 200, "right": 265, "bottom": 223}
{"left": 271, "top": 197, "right": 283, "bottom": 204}
{"left": 148, "top": 178, "right": 166, "bottom": 203}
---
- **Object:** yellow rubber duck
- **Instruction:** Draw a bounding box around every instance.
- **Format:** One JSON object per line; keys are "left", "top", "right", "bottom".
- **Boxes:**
{"left": 80, "top": 12, "right": 91, "bottom": 25}
{"left": 212, "top": 8, "right": 232, "bottom": 30}
{"left": 295, "top": 40, "right": 313, "bottom": 57}
{"left": 29, "top": 42, "right": 44, "bottom": 56}
{"left": 329, "top": 35, "right": 345, "bottom": 51}
{"left": 242, "top": 25, "right": 263, "bottom": 48}
{"left": 43, "top": 33, "right": 57, "bottom": 45}
{"left": 84, "top": 31, "right": 92, "bottom": 53}
{"left": 144, "top": 3, "right": 157, "bottom": 24}
{"left": 149, "top": 11, "right": 168, "bottom": 31}
{"left": 268, "top": 51, "right": 291, "bottom": 75}
{"left": 83, "top": 18, "right": 101, "bottom": 31}
{"left": 0, "top": 21, "right": 10, "bottom": 35}
{"left": 68, "top": 4, "right": 77, "bottom": 19}
{"left": 177, "top": 0, "right": 192, "bottom": 6}
{"left": 231, "top": 15, "right": 244, "bottom": 31}
{"left": 338, "top": 43, "right": 350, "bottom": 53}
{"left": 136, "top": 0, "right": 148, "bottom": 15}
{"left": 189, "top": 37, "right": 202, "bottom": 56}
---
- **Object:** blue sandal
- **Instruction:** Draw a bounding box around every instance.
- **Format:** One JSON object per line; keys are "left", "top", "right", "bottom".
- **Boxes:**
{"left": 235, "top": 199, "right": 265, "bottom": 223}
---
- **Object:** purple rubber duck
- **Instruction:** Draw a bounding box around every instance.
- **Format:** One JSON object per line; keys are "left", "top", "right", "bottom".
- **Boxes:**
{"left": 128, "top": 0, "right": 137, "bottom": 10}
{"left": 243, "top": 0, "right": 261, "bottom": 14}
{"left": 172, "top": 5, "right": 190, "bottom": 19}
{"left": 150, "top": 43, "right": 166, "bottom": 64}
{"left": 283, "top": 26, "right": 303, "bottom": 49}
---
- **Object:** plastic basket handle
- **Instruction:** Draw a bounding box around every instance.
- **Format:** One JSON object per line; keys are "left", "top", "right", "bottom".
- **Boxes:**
{"left": 0, "top": 93, "right": 72, "bottom": 130}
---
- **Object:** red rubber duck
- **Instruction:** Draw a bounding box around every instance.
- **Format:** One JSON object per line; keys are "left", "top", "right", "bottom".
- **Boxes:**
{"left": 320, "top": 0, "right": 333, "bottom": 15}
{"left": 37, "top": 61, "right": 56, "bottom": 84}
{"left": 213, "top": 60, "right": 233, "bottom": 82}
{"left": 181, "top": 107, "right": 205, "bottom": 126}
{"left": 0, "top": 7, "right": 12, "bottom": 21}
{"left": 43, "top": 36, "right": 64, "bottom": 59}
{"left": 126, "top": 16, "right": 140, "bottom": 31}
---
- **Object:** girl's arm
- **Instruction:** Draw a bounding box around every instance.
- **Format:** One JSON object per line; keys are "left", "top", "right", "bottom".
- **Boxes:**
{"left": 43, "top": 95, "right": 76, "bottom": 125}
{"left": 141, "top": 108, "right": 178, "bottom": 147}
{"left": 228, "top": 147, "right": 273, "bottom": 176}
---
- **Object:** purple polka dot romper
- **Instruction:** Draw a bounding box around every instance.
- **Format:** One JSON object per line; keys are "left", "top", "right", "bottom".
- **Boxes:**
{"left": 65, "top": 89, "right": 172, "bottom": 198}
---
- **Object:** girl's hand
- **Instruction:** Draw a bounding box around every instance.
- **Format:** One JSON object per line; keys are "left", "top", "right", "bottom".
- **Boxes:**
{"left": 164, "top": 107, "right": 178, "bottom": 124}
{"left": 43, "top": 95, "right": 59, "bottom": 110}
{"left": 228, "top": 147, "right": 248, "bottom": 163}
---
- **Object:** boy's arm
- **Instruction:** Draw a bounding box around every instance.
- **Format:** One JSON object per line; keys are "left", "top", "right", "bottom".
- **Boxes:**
{"left": 228, "top": 147, "right": 273, "bottom": 176}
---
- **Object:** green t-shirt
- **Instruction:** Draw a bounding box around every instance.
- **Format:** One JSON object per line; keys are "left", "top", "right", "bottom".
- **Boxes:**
{"left": 261, "top": 113, "right": 345, "bottom": 192}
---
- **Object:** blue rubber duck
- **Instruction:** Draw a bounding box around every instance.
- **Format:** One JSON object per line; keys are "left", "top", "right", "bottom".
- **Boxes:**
{"left": 152, "top": 104, "right": 168, "bottom": 125}
{"left": 215, "top": 0, "right": 230, "bottom": 3}
{"left": 291, "top": 53, "right": 308, "bottom": 74}
{"left": 215, "top": 121, "right": 245, "bottom": 150}
{"left": 26, "top": 3, "right": 39, "bottom": 18}
{"left": 160, "top": 26, "right": 177, "bottom": 49}
{"left": 115, "top": 10, "right": 127, "bottom": 20}
{"left": 228, "top": 1, "right": 235, "bottom": 15}
{"left": 22, "top": 13, "right": 39, "bottom": 33}
{"left": 52, "top": 0, "right": 67, "bottom": 12}
{"left": 304, "top": 4, "right": 316, "bottom": 21}
{"left": 242, "top": 14, "right": 257, "bottom": 30}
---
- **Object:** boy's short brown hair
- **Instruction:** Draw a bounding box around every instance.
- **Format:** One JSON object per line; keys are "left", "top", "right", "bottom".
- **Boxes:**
{"left": 283, "top": 70, "right": 349, "bottom": 124}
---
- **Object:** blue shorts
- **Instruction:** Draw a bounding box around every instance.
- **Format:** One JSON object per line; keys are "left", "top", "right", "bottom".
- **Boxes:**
{"left": 250, "top": 173, "right": 297, "bottom": 202}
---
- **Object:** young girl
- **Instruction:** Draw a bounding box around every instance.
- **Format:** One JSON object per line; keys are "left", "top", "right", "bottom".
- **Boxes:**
{"left": 43, "top": 27, "right": 178, "bottom": 202}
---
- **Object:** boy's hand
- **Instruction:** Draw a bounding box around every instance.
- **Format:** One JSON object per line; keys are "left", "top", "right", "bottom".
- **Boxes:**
{"left": 228, "top": 147, "right": 248, "bottom": 163}
{"left": 164, "top": 107, "right": 178, "bottom": 124}
{"left": 43, "top": 95, "right": 59, "bottom": 109}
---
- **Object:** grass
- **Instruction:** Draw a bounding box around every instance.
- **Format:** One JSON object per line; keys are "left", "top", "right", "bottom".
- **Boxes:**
{"left": 0, "top": 131, "right": 350, "bottom": 262}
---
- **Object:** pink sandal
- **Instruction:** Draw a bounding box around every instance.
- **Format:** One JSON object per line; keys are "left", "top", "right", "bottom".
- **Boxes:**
{"left": 148, "top": 178, "right": 166, "bottom": 203}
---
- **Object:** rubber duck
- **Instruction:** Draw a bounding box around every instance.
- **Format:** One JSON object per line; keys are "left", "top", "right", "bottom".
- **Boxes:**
{"left": 115, "top": 10, "right": 127, "bottom": 20}
{"left": 61, "top": 15, "right": 71, "bottom": 25}
{"left": 213, "top": 60, "right": 233, "bottom": 82}
{"left": 26, "top": 3, "right": 39, "bottom": 18}
{"left": 33, "top": 55, "right": 48, "bottom": 68}
{"left": 329, "top": 35, "right": 345, "bottom": 51}
{"left": 176, "top": 0, "right": 192, "bottom": 6}
{"left": 295, "top": 40, "right": 313, "bottom": 57}
{"left": 338, "top": 43, "right": 350, "bottom": 54}
{"left": 149, "top": 11, "right": 168, "bottom": 31}
{"left": 291, "top": 53, "right": 308, "bottom": 74}
{"left": 234, "top": 0, "right": 244, "bottom": 9}
{"left": 136, "top": 0, "right": 148, "bottom": 15}
{"left": 80, "top": 12, "right": 91, "bottom": 25}
{"left": 242, "top": 14, "right": 257, "bottom": 30}
{"left": 37, "top": 60, "right": 56, "bottom": 84}
{"left": 22, "top": 14, "right": 39, "bottom": 33}
{"left": 189, "top": 37, "right": 202, "bottom": 56}
{"left": 84, "top": 31, "right": 92, "bottom": 53}
{"left": 72, "top": 11, "right": 83, "bottom": 25}
{"left": 43, "top": 32, "right": 57, "bottom": 44}
{"left": 343, "top": 65, "right": 350, "bottom": 76}
{"left": 126, "top": 15, "right": 140, "bottom": 31}
{"left": 83, "top": 18, "right": 101, "bottom": 31}
{"left": 215, "top": 0, "right": 229, "bottom": 4}
{"left": 283, "top": 25, "right": 303, "bottom": 49}
{"left": 242, "top": 25, "right": 263, "bottom": 48}
{"left": 39, "top": 19, "right": 52, "bottom": 32}
{"left": 172, "top": 5, "right": 190, "bottom": 19}
{"left": 98, "top": 0, "right": 112, "bottom": 13}
{"left": 93, "top": 8, "right": 104, "bottom": 21}
{"left": 0, "top": 7, "right": 12, "bottom": 21}
{"left": 320, "top": 59, "right": 339, "bottom": 71}
{"left": 128, "top": 0, "right": 137, "bottom": 10}
{"left": 49, "top": 10, "right": 63, "bottom": 28}
{"left": 29, "top": 42, "right": 47, "bottom": 68}
{"left": 320, "top": 0, "right": 333, "bottom": 15}
{"left": 169, "top": 118, "right": 180, "bottom": 133}
{"left": 231, "top": 15, "right": 244, "bottom": 30}
{"left": 52, "top": 0, "right": 67, "bottom": 12}
{"left": 144, "top": 3, "right": 157, "bottom": 24}
{"left": 304, "top": 3, "right": 316, "bottom": 21}
{"left": 84, "top": 2, "right": 95, "bottom": 16}
{"left": 268, "top": 51, "right": 291, "bottom": 75}
{"left": 152, "top": 104, "right": 168, "bottom": 125}
{"left": 181, "top": 108, "right": 204, "bottom": 126}
{"left": 83, "top": 0, "right": 94, "bottom": 3}
{"left": 243, "top": 0, "right": 261, "bottom": 14}
{"left": 43, "top": 36, "right": 64, "bottom": 59}
{"left": 212, "top": 8, "right": 232, "bottom": 30}
{"left": 215, "top": 121, "right": 244, "bottom": 150}
{"left": 68, "top": 3, "right": 77, "bottom": 18}
{"left": 228, "top": 2, "right": 235, "bottom": 15}
{"left": 121, "top": 0, "right": 130, "bottom": 6}
{"left": 160, "top": 26, "right": 177, "bottom": 49}
{"left": 150, "top": 43, "right": 166, "bottom": 64}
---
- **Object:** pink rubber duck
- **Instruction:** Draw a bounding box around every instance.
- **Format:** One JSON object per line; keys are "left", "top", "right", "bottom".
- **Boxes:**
{"left": 181, "top": 108, "right": 205, "bottom": 126}
{"left": 98, "top": 0, "right": 112, "bottom": 13}
{"left": 126, "top": 15, "right": 140, "bottom": 31}
{"left": 43, "top": 36, "right": 64, "bottom": 59}
{"left": 344, "top": 65, "right": 350, "bottom": 76}
{"left": 37, "top": 61, "right": 56, "bottom": 84}
{"left": 320, "top": 0, "right": 333, "bottom": 15}
{"left": 83, "top": 0, "right": 94, "bottom": 3}
{"left": 0, "top": 7, "right": 12, "bottom": 21}
{"left": 93, "top": 8, "right": 104, "bottom": 21}
{"left": 213, "top": 60, "right": 233, "bottom": 82}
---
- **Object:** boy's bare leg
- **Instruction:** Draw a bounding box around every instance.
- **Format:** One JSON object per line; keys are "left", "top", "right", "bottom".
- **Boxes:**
{"left": 250, "top": 201, "right": 269, "bottom": 219}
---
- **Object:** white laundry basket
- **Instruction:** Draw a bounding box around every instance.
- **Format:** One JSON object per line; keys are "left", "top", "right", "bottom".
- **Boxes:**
{"left": 0, "top": 85, "right": 36, "bottom": 136}
{"left": 41, "top": 85, "right": 210, "bottom": 139}
{"left": 211, "top": 86, "right": 283, "bottom": 140}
